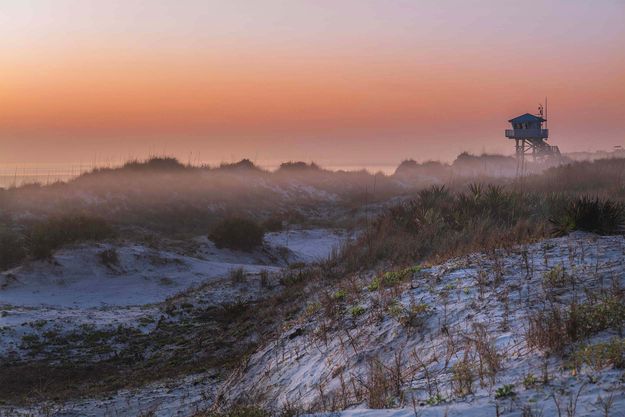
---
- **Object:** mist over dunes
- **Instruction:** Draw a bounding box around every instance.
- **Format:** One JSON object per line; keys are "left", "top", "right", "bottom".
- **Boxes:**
{"left": 2, "top": 1, "right": 625, "bottom": 416}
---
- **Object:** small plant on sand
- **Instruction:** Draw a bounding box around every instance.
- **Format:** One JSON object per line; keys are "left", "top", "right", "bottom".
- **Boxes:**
{"left": 495, "top": 384, "right": 516, "bottom": 399}
{"left": 523, "top": 373, "right": 539, "bottom": 389}
{"left": 386, "top": 301, "right": 404, "bottom": 318}
{"left": 198, "top": 405, "right": 271, "bottom": 417}
{"left": 451, "top": 358, "right": 475, "bottom": 397}
{"left": 364, "top": 357, "right": 395, "bottom": 409}
{"left": 425, "top": 393, "right": 445, "bottom": 406}
{"left": 542, "top": 264, "right": 569, "bottom": 289}
{"left": 333, "top": 289, "right": 347, "bottom": 300}
{"left": 259, "top": 270, "right": 269, "bottom": 287}
{"left": 229, "top": 268, "right": 247, "bottom": 283}
{"left": 400, "top": 302, "right": 431, "bottom": 328}
{"left": 350, "top": 305, "right": 366, "bottom": 317}
{"left": 304, "top": 302, "right": 321, "bottom": 317}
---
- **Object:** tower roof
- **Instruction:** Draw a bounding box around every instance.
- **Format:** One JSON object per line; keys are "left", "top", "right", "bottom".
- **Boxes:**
{"left": 508, "top": 113, "right": 546, "bottom": 123}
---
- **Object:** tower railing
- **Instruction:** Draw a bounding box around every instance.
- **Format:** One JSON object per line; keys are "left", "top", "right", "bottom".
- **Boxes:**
{"left": 505, "top": 129, "right": 548, "bottom": 139}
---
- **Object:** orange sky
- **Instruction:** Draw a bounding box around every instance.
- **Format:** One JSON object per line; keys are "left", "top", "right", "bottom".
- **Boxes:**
{"left": 1, "top": 1, "right": 624, "bottom": 165}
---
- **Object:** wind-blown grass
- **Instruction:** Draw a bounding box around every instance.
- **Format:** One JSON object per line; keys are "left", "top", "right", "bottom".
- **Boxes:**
{"left": 336, "top": 182, "right": 625, "bottom": 272}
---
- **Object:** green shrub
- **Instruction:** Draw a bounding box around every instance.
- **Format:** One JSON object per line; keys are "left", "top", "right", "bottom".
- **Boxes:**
{"left": 371, "top": 266, "right": 420, "bottom": 290}
{"left": 380, "top": 271, "right": 402, "bottom": 286}
{"left": 27, "top": 215, "right": 114, "bottom": 259}
{"left": 573, "top": 338, "right": 625, "bottom": 371}
{"left": 368, "top": 277, "right": 380, "bottom": 291}
{"left": 528, "top": 294, "right": 625, "bottom": 355}
{"left": 209, "top": 217, "right": 265, "bottom": 251}
{"left": 567, "top": 296, "right": 625, "bottom": 341}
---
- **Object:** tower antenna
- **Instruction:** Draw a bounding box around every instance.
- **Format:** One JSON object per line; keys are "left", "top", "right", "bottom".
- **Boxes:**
{"left": 544, "top": 96, "right": 548, "bottom": 129}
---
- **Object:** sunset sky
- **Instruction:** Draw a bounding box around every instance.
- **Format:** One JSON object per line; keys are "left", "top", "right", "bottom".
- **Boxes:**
{"left": 1, "top": 0, "right": 624, "bottom": 166}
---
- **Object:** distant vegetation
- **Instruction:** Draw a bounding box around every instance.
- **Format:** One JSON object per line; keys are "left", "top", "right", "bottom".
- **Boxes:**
{"left": 218, "top": 158, "right": 264, "bottom": 172}
{"left": 122, "top": 156, "right": 189, "bottom": 171}
{"left": 394, "top": 159, "right": 448, "bottom": 177}
{"left": 277, "top": 161, "right": 321, "bottom": 172}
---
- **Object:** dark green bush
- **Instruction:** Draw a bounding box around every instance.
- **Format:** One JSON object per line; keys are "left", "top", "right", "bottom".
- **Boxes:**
{"left": 550, "top": 196, "right": 625, "bottom": 236}
{"left": 98, "top": 248, "right": 119, "bottom": 267}
{"left": 209, "top": 217, "right": 264, "bottom": 251}
{"left": 262, "top": 216, "right": 284, "bottom": 232}
{"left": 0, "top": 228, "right": 26, "bottom": 270}
{"left": 27, "top": 215, "right": 115, "bottom": 259}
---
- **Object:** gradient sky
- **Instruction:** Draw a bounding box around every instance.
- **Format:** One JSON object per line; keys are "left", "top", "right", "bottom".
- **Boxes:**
{"left": 1, "top": 0, "right": 624, "bottom": 166}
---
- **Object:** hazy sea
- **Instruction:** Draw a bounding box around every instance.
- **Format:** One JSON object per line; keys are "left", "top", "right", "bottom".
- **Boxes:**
{"left": 0, "top": 162, "right": 398, "bottom": 188}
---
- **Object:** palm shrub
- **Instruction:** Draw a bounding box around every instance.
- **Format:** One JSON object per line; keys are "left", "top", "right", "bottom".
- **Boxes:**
{"left": 550, "top": 196, "right": 625, "bottom": 236}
